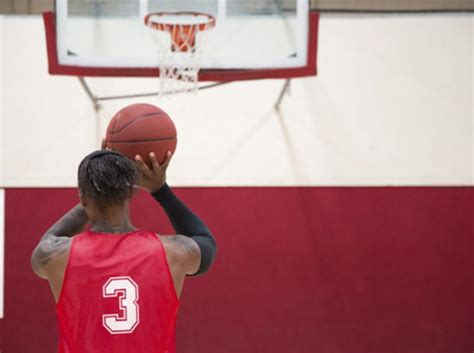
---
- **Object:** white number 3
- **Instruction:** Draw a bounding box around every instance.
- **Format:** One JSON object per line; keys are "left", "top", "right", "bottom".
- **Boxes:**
{"left": 102, "top": 276, "right": 140, "bottom": 334}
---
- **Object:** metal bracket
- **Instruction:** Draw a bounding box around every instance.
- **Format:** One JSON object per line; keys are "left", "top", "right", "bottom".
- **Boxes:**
{"left": 274, "top": 79, "right": 291, "bottom": 111}
{"left": 77, "top": 77, "right": 232, "bottom": 112}
{"left": 78, "top": 76, "right": 294, "bottom": 112}
{"left": 78, "top": 77, "right": 101, "bottom": 111}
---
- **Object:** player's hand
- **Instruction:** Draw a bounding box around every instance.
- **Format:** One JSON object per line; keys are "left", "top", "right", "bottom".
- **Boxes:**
{"left": 135, "top": 151, "right": 172, "bottom": 193}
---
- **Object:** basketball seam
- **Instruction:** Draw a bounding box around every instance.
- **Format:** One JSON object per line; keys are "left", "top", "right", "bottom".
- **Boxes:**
{"left": 110, "top": 112, "right": 170, "bottom": 135}
{"left": 110, "top": 137, "right": 176, "bottom": 143}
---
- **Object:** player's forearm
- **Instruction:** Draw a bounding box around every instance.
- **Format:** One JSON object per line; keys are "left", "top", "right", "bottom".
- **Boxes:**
{"left": 151, "top": 184, "right": 208, "bottom": 235}
{"left": 42, "top": 204, "right": 89, "bottom": 240}
{"left": 151, "top": 183, "right": 216, "bottom": 275}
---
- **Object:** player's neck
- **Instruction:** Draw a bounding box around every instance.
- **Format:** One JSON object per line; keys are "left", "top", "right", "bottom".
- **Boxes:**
{"left": 89, "top": 203, "right": 136, "bottom": 234}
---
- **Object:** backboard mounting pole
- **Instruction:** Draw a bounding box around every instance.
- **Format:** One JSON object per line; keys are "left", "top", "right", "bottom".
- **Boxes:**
{"left": 76, "top": 79, "right": 232, "bottom": 108}
{"left": 77, "top": 76, "right": 293, "bottom": 111}
{"left": 96, "top": 82, "right": 231, "bottom": 101}
{"left": 77, "top": 77, "right": 101, "bottom": 111}
{"left": 77, "top": 76, "right": 294, "bottom": 111}
{"left": 274, "top": 79, "right": 291, "bottom": 111}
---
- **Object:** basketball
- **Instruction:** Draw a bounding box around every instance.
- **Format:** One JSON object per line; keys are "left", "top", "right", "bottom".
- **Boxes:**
{"left": 105, "top": 103, "right": 177, "bottom": 166}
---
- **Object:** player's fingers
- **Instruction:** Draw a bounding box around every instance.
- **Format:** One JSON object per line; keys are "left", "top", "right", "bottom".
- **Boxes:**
{"left": 101, "top": 138, "right": 107, "bottom": 150}
{"left": 149, "top": 152, "right": 160, "bottom": 171}
{"left": 135, "top": 155, "right": 153, "bottom": 177}
{"left": 162, "top": 151, "right": 172, "bottom": 170}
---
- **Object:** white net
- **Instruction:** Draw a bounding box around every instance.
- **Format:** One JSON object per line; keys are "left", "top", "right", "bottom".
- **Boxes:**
{"left": 146, "top": 13, "right": 215, "bottom": 96}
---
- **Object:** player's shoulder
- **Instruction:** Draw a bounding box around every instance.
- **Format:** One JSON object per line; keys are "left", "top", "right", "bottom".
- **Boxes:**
{"left": 160, "top": 235, "right": 201, "bottom": 276}
{"left": 31, "top": 235, "right": 73, "bottom": 279}
{"left": 157, "top": 234, "right": 201, "bottom": 271}
{"left": 158, "top": 234, "right": 200, "bottom": 256}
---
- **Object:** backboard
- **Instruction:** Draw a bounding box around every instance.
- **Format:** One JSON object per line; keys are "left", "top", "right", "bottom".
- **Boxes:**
{"left": 44, "top": 0, "right": 318, "bottom": 81}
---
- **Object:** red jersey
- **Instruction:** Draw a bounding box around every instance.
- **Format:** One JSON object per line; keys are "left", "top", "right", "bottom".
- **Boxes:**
{"left": 56, "top": 230, "right": 179, "bottom": 353}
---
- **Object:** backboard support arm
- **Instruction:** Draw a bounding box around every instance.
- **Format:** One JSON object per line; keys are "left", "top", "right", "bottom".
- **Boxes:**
{"left": 78, "top": 76, "right": 293, "bottom": 112}
{"left": 77, "top": 77, "right": 234, "bottom": 112}
{"left": 78, "top": 77, "right": 101, "bottom": 111}
{"left": 274, "top": 79, "right": 291, "bottom": 111}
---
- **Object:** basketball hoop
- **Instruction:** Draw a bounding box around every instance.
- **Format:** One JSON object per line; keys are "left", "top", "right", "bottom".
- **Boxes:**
{"left": 144, "top": 12, "right": 216, "bottom": 96}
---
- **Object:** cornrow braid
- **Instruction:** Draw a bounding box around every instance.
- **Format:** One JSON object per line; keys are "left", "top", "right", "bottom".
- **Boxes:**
{"left": 78, "top": 150, "right": 138, "bottom": 210}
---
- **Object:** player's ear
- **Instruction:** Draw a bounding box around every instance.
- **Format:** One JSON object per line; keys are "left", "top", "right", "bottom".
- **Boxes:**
{"left": 79, "top": 192, "right": 88, "bottom": 207}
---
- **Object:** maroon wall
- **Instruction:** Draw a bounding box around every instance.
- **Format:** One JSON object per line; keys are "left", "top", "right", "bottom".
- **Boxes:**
{"left": 0, "top": 187, "right": 472, "bottom": 353}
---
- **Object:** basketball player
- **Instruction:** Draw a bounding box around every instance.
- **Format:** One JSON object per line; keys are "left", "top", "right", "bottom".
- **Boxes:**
{"left": 30, "top": 149, "right": 216, "bottom": 353}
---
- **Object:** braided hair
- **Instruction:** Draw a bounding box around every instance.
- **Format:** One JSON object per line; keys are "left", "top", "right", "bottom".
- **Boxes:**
{"left": 78, "top": 150, "right": 138, "bottom": 210}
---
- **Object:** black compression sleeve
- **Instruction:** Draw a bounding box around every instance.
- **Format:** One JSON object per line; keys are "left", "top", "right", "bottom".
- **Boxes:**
{"left": 151, "top": 183, "right": 216, "bottom": 276}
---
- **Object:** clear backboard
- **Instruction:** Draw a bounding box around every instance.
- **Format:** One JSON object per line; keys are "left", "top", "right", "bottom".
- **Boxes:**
{"left": 44, "top": 0, "right": 318, "bottom": 81}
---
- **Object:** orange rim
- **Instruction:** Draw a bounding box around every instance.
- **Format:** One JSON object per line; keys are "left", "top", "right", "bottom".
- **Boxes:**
{"left": 144, "top": 11, "right": 216, "bottom": 32}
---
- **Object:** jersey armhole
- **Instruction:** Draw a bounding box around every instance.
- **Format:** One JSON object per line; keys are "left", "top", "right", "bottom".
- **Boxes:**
{"left": 56, "top": 237, "right": 76, "bottom": 308}
{"left": 155, "top": 235, "right": 180, "bottom": 304}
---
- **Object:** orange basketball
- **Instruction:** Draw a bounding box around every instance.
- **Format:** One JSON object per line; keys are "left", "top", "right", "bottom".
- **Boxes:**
{"left": 105, "top": 103, "right": 177, "bottom": 167}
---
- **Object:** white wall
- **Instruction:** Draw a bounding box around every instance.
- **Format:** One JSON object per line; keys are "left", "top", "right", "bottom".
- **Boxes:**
{"left": 0, "top": 14, "right": 472, "bottom": 186}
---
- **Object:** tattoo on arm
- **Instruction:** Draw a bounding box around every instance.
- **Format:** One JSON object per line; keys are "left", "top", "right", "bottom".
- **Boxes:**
{"left": 31, "top": 204, "right": 89, "bottom": 276}
{"left": 31, "top": 236, "right": 72, "bottom": 276}
{"left": 42, "top": 204, "right": 89, "bottom": 239}
{"left": 169, "top": 235, "right": 201, "bottom": 275}
{"left": 171, "top": 235, "right": 200, "bottom": 253}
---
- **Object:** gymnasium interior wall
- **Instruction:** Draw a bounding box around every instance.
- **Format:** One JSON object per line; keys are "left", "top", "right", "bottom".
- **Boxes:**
{"left": 0, "top": 13, "right": 472, "bottom": 353}
{"left": 0, "top": 187, "right": 472, "bottom": 353}
{"left": 0, "top": 14, "right": 472, "bottom": 187}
